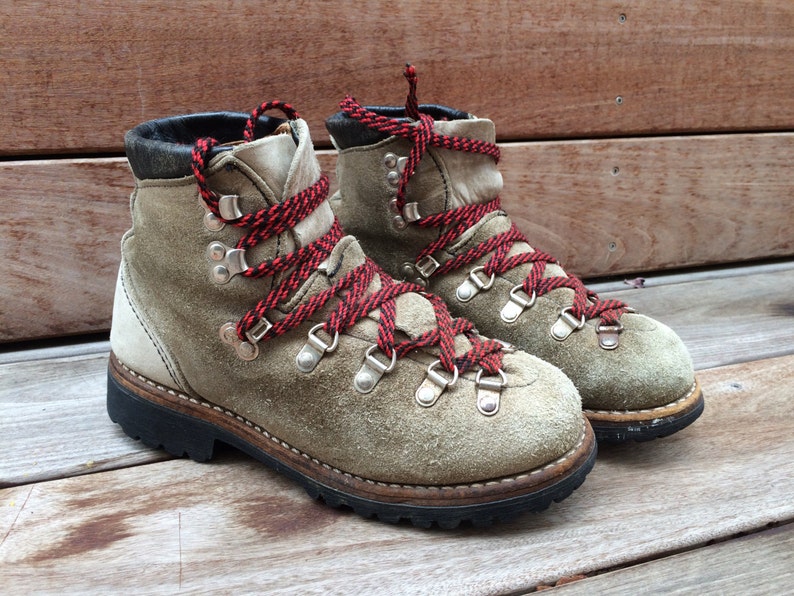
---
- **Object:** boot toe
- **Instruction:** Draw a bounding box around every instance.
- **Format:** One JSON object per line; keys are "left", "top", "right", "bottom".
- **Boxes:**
{"left": 575, "top": 314, "right": 696, "bottom": 412}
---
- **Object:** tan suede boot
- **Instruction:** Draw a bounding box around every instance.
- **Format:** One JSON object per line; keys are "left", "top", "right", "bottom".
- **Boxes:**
{"left": 107, "top": 102, "right": 596, "bottom": 527}
{"left": 326, "top": 67, "right": 704, "bottom": 443}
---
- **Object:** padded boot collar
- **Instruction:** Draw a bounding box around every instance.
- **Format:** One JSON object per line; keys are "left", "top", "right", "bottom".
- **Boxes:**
{"left": 125, "top": 112, "right": 292, "bottom": 180}
{"left": 326, "top": 104, "right": 471, "bottom": 150}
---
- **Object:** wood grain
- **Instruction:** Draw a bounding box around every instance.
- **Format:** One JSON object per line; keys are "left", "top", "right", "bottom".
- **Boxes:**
{"left": 3, "top": 133, "right": 793, "bottom": 342}
{"left": 2, "top": 354, "right": 793, "bottom": 593}
{"left": 0, "top": 158, "right": 132, "bottom": 341}
{"left": 551, "top": 524, "right": 794, "bottom": 594}
{"left": 2, "top": 0, "right": 794, "bottom": 155}
{"left": 501, "top": 133, "right": 794, "bottom": 277}
{"left": 0, "top": 351, "right": 169, "bottom": 489}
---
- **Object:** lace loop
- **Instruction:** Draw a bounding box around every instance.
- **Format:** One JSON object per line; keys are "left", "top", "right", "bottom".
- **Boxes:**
{"left": 243, "top": 100, "right": 300, "bottom": 142}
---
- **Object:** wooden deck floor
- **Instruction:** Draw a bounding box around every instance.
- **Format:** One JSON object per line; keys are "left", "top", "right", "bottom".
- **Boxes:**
{"left": 2, "top": 261, "right": 793, "bottom": 594}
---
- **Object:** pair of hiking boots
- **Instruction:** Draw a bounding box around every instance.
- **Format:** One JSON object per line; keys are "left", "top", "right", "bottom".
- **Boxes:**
{"left": 107, "top": 66, "right": 704, "bottom": 528}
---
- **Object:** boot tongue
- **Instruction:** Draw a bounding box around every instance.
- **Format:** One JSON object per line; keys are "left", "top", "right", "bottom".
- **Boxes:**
{"left": 229, "top": 118, "right": 334, "bottom": 248}
{"left": 433, "top": 119, "right": 570, "bottom": 282}
{"left": 431, "top": 118, "right": 503, "bottom": 209}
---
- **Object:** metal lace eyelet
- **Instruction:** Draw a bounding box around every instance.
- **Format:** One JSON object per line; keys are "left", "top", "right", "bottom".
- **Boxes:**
{"left": 475, "top": 368, "right": 508, "bottom": 416}
{"left": 207, "top": 242, "right": 248, "bottom": 284}
{"left": 596, "top": 321, "right": 624, "bottom": 350}
{"left": 456, "top": 266, "right": 496, "bottom": 303}
{"left": 220, "top": 318, "right": 272, "bottom": 361}
{"left": 383, "top": 153, "right": 398, "bottom": 168}
{"left": 217, "top": 194, "right": 243, "bottom": 221}
{"left": 415, "top": 360, "right": 459, "bottom": 407}
{"left": 200, "top": 193, "right": 225, "bottom": 232}
{"left": 402, "top": 202, "right": 421, "bottom": 223}
{"left": 200, "top": 193, "right": 243, "bottom": 231}
{"left": 500, "top": 286, "right": 537, "bottom": 323}
{"left": 399, "top": 255, "right": 441, "bottom": 288}
{"left": 353, "top": 344, "right": 398, "bottom": 394}
{"left": 296, "top": 323, "right": 340, "bottom": 373}
{"left": 550, "top": 307, "right": 587, "bottom": 342}
{"left": 390, "top": 202, "right": 421, "bottom": 231}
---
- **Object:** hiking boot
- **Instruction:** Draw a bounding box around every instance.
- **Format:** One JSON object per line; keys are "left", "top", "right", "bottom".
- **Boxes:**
{"left": 107, "top": 101, "right": 596, "bottom": 527}
{"left": 326, "top": 66, "right": 704, "bottom": 443}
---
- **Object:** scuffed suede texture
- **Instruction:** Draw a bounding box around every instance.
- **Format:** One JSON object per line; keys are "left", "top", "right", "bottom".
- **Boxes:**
{"left": 112, "top": 116, "right": 585, "bottom": 485}
{"left": 329, "top": 113, "right": 696, "bottom": 412}
{"left": 430, "top": 119, "right": 503, "bottom": 208}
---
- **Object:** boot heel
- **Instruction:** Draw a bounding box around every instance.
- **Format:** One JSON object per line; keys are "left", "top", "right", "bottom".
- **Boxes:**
{"left": 107, "top": 368, "right": 216, "bottom": 462}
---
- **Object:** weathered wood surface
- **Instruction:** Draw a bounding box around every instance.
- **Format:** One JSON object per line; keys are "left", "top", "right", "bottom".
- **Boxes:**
{"left": 0, "top": 349, "right": 168, "bottom": 489}
{"left": 3, "top": 0, "right": 794, "bottom": 155}
{"left": 591, "top": 261, "right": 794, "bottom": 371}
{"left": 551, "top": 524, "right": 794, "bottom": 594}
{"left": 0, "top": 158, "right": 131, "bottom": 342}
{"left": 2, "top": 261, "right": 793, "bottom": 487}
{"left": 502, "top": 132, "right": 794, "bottom": 277}
{"left": 4, "top": 132, "right": 794, "bottom": 342}
{"left": 2, "top": 354, "right": 792, "bottom": 594}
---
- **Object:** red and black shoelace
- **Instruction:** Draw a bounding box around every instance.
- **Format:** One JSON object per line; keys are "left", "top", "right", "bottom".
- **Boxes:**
{"left": 190, "top": 101, "right": 504, "bottom": 375}
{"left": 340, "top": 66, "right": 629, "bottom": 328}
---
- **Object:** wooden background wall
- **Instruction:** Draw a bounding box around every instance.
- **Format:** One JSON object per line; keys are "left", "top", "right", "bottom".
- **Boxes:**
{"left": 2, "top": 0, "right": 793, "bottom": 341}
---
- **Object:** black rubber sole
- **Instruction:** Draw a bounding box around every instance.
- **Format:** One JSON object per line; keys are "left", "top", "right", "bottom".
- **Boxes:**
{"left": 107, "top": 366, "right": 596, "bottom": 528}
{"left": 590, "top": 395, "right": 705, "bottom": 443}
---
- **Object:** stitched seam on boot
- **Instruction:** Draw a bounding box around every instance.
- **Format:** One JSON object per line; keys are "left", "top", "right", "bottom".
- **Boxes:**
{"left": 582, "top": 382, "right": 698, "bottom": 415}
{"left": 121, "top": 273, "right": 183, "bottom": 389}
{"left": 118, "top": 357, "right": 585, "bottom": 490}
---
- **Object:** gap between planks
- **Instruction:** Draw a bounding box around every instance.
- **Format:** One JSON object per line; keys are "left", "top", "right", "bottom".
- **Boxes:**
{"left": 4, "top": 1, "right": 794, "bottom": 154}
{"left": 547, "top": 523, "right": 794, "bottom": 594}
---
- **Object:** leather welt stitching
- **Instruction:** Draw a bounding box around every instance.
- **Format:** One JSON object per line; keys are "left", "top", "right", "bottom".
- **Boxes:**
{"left": 582, "top": 381, "right": 698, "bottom": 416}
{"left": 117, "top": 357, "right": 585, "bottom": 490}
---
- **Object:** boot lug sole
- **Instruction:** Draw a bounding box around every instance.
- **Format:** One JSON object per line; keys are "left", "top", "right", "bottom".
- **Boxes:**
{"left": 586, "top": 379, "right": 705, "bottom": 443}
{"left": 107, "top": 352, "right": 596, "bottom": 528}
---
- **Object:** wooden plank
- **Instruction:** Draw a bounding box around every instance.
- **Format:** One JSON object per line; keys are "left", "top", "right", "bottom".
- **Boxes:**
{"left": 588, "top": 259, "right": 794, "bottom": 295}
{"left": 595, "top": 264, "right": 794, "bottom": 371}
{"left": 3, "top": 133, "right": 793, "bottom": 341}
{"left": 2, "top": 1, "right": 794, "bottom": 155}
{"left": 2, "top": 354, "right": 793, "bottom": 593}
{"left": 0, "top": 158, "right": 131, "bottom": 342}
{"left": 2, "top": 261, "right": 794, "bottom": 487}
{"left": 549, "top": 524, "right": 794, "bottom": 594}
{"left": 0, "top": 351, "right": 170, "bottom": 489}
{"left": 502, "top": 132, "right": 794, "bottom": 277}
{"left": 0, "top": 339, "right": 110, "bottom": 366}
{"left": 593, "top": 260, "right": 794, "bottom": 373}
